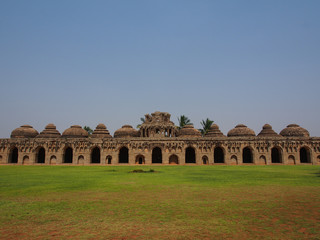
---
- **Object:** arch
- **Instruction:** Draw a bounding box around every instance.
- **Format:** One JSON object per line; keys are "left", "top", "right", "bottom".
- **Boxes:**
{"left": 202, "top": 155, "right": 208, "bottom": 165}
{"left": 242, "top": 147, "right": 253, "bottom": 163}
{"left": 317, "top": 155, "right": 320, "bottom": 164}
{"left": 23, "top": 155, "right": 29, "bottom": 165}
{"left": 271, "top": 147, "right": 282, "bottom": 163}
{"left": 259, "top": 155, "right": 266, "bottom": 165}
{"left": 135, "top": 155, "right": 145, "bottom": 164}
{"left": 169, "top": 154, "right": 179, "bottom": 164}
{"left": 288, "top": 155, "right": 295, "bottom": 165}
{"left": 8, "top": 147, "right": 18, "bottom": 164}
{"left": 185, "top": 147, "right": 196, "bottom": 163}
{"left": 106, "top": 155, "right": 112, "bottom": 165}
{"left": 78, "top": 155, "right": 84, "bottom": 165}
{"left": 36, "top": 147, "right": 45, "bottom": 164}
{"left": 214, "top": 147, "right": 224, "bottom": 163}
{"left": 119, "top": 147, "right": 129, "bottom": 163}
{"left": 300, "top": 147, "right": 311, "bottom": 163}
{"left": 64, "top": 147, "right": 73, "bottom": 163}
{"left": 152, "top": 147, "right": 162, "bottom": 164}
{"left": 231, "top": 155, "right": 238, "bottom": 165}
{"left": 91, "top": 147, "right": 101, "bottom": 164}
{"left": 50, "top": 155, "right": 57, "bottom": 165}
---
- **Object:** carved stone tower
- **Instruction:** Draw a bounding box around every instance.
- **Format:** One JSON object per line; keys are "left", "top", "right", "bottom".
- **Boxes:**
{"left": 139, "top": 111, "right": 178, "bottom": 138}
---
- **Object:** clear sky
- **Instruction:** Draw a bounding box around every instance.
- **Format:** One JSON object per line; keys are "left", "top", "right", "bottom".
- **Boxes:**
{"left": 0, "top": 0, "right": 319, "bottom": 138}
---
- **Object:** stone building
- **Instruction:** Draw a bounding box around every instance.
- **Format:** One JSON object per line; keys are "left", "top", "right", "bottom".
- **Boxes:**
{"left": 0, "top": 111, "right": 319, "bottom": 165}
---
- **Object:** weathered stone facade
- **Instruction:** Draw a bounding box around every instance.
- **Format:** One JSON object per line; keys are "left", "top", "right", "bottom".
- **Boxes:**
{"left": 1, "top": 111, "right": 320, "bottom": 165}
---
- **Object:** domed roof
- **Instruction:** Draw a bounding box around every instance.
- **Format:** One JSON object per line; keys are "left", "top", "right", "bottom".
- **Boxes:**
{"left": 205, "top": 124, "right": 225, "bottom": 137}
{"left": 92, "top": 123, "right": 112, "bottom": 138}
{"left": 11, "top": 125, "right": 39, "bottom": 138}
{"left": 227, "top": 124, "right": 255, "bottom": 137}
{"left": 178, "top": 124, "right": 201, "bottom": 138}
{"left": 280, "top": 124, "right": 310, "bottom": 137}
{"left": 257, "top": 124, "right": 281, "bottom": 138}
{"left": 114, "top": 125, "right": 139, "bottom": 138}
{"left": 36, "top": 123, "right": 61, "bottom": 138}
{"left": 62, "top": 125, "right": 89, "bottom": 138}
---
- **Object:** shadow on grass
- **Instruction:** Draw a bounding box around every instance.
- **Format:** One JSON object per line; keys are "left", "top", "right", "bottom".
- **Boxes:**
{"left": 129, "top": 169, "right": 159, "bottom": 173}
{"left": 313, "top": 171, "right": 320, "bottom": 177}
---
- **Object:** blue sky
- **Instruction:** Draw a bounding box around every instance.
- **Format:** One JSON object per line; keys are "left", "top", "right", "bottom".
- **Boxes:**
{"left": 0, "top": 0, "right": 319, "bottom": 137}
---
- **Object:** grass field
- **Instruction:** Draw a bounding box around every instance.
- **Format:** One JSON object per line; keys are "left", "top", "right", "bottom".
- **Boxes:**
{"left": 0, "top": 165, "right": 319, "bottom": 240}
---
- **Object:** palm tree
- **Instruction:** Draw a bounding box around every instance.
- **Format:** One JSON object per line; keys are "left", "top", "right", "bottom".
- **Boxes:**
{"left": 177, "top": 115, "right": 192, "bottom": 129}
{"left": 83, "top": 126, "right": 93, "bottom": 135}
{"left": 136, "top": 117, "right": 145, "bottom": 129}
{"left": 200, "top": 118, "right": 214, "bottom": 136}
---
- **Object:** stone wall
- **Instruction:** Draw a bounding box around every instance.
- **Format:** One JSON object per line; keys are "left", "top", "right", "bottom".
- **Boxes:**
{"left": 1, "top": 137, "right": 320, "bottom": 165}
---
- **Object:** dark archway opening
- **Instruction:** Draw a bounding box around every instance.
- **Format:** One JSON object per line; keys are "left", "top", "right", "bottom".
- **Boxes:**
{"left": 271, "top": 147, "right": 281, "bottom": 163}
{"left": 214, "top": 147, "right": 224, "bottom": 163}
{"left": 169, "top": 155, "right": 179, "bottom": 164}
{"left": 152, "top": 147, "right": 162, "bottom": 164}
{"left": 119, "top": 147, "right": 129, "bottom": 163}
{"left": 202, "top": 156, "right": 208, "bottom": 165}
{"left": 243, "top": 147, "right": 253, "bottom": 163}
{"left": 9, "top": 147, "right": 18, "bottom": 163}
{"left": 64, "top": 147, "right": 73, "bottom": 163}
{"left": 185, "top": 147, "right": 196, "bottom": 163}
{"left": 37, "top": 148, "right": 45, "bottom": 164}
{"left": 135, "top": 155, "right": 145, "bottom": 164}
{"left": 300, "top": 147, "right": 310, "bottom": 163}
{"left": 91, "top": 147, "right": 101, "bottom": 163}
{"left": 107, "top": 156, "right": 112, "bottom": 164}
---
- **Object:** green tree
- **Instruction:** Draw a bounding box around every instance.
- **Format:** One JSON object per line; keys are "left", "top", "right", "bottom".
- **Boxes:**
{"left": 177, "top": 115, "right": 192, "bottom": 129}
{"left": 83, "top": 126, "right": 93, "bottom": 135}
{"left": 199, "top": 118, "right": 214, "bottom": 136}
{"left": 136, "top": 117, "right": 145, "bottom": 129}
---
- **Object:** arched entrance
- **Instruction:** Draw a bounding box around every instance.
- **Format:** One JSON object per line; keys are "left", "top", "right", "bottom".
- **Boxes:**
{"left": 214, "top": 147, "right": 224, "bottom": 163}
{"left": 106, "top": 155, "right": 112, "bottom": 164}
{"left": 243, "top": 147, "right": 253, "bottom": 163}
{"left": 300, "top": 147, "right": 310, "bottom": 163}
{"left": 9, "top": 147, "right": 18, "bottom": 164}
{"left": 50, "top": 155, "right": 57, "bottom": 165}
{"left": 91, "top": 147, "right": 101, "bottom": 164}
{"left": 23, "top": 156, "right": 29, "bottom": 165}
{"left": 64, "top": 147, "right": 73, "bottom": 163}
{"left": 36, "top": 147, "right": 45, "bottom": 164}
{"left": 271, "top": 147, "right": 282, "bottom": 163}
{"left": 135, "top": 155, "right": 145, "bottom": 164}
{"left": 231, "top": 155, "right": 238, "bottom": 165}
{"left": 185, "top": 147, "right": 196, "bottom": 163}
{"left": 259, "top": 155, "right": 267, "bottom": 164}
{"left": 119, "top": 147, "right": 129, "bottom": 163}
{"left": 152, "top": 147, "right": 162, "bottom": 164}
{"left": 288, "top": 155, "right": 295, "bottom": 165}
{"left": 202, "top": 156, "right": 208, "bottom": 165}
{"left": 169, "top": 154, "right": 179, "bottom": 164}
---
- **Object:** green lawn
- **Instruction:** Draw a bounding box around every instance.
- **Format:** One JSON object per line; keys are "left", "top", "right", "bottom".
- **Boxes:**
{"left": 0, "top": 165, "right": 319, "bottom": 239}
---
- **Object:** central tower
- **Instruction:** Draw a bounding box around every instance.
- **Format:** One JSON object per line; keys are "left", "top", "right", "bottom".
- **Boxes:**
{"left": 139, "top": 111, "right": 178, "bottom": 138}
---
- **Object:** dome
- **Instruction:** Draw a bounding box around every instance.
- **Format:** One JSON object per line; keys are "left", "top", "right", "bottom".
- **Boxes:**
{"left": 227, "top": 124, "right": 255, "bottom": 137}
{"left": 257, "top": 124, "right": 281, "bottom": 137}
{"left": 280, "top": 124, "right": 310, "bottom": 137}
{"left": 92, "top": 123, "right": 112, "bottom": 138}
{"left": 178, "top": 124, "right": 201, "bottom": 138}
{"left": 11, "top": 125, "right": 39, "bottom": 138}
{"left": 114, "top": 125, "right": 139, "bottom": 138}
{"left": 62, "top": 125, "right": 89, "bottom": 138}
{"left": 36, "top": 123, "right": 61, "bottom": 138}
{"left": 205, "top": 124, "right": 225, "bottom": 137}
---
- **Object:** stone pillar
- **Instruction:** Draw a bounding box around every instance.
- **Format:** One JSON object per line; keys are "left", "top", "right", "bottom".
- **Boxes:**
{"left": 163, "top": 149, "right": 169, "bottom": 164}
{"left": 144, "top": 150, "right": 152, "bottom": 165}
